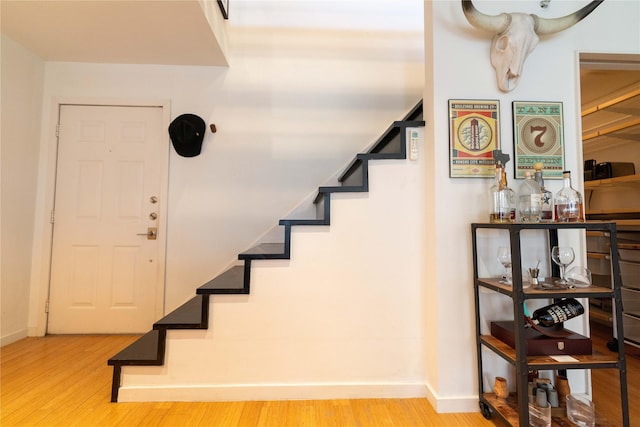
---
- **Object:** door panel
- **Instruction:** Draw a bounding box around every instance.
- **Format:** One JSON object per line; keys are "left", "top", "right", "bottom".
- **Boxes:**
{"left": 48, "top": 105, "right": 166, "bottom": 334}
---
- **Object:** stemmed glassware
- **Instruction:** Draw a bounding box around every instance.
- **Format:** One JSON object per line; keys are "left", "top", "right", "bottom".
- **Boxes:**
{"left": 497, "top": 247, "right": 512, "bottom": 284}
{"left": 551, "top": 246, "right": 575, "bottom": 287}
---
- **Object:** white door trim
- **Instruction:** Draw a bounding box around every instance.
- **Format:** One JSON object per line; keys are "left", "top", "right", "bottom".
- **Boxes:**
{"left": 28, "top": 98, "right": 171, "bottom": 336}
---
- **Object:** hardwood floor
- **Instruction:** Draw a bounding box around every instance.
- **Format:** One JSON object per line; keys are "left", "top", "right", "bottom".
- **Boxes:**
{"left": 1, "top": 335, "right": 494, "bottom": 426}
{"left": 590, "top": 321, "right": 640, "bottom": 427}
{"left": 1, "top": 326, "right": 636, "bottom": 426}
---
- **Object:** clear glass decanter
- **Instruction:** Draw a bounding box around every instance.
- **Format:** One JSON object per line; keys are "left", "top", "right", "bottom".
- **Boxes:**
{"left": 533, "top": 162, "right": 553, "bottom": 221}
{"left": 518, "top": 170, "right": 542, "bottom": 222}
{"left": 554, "top": 171, "right": 584, "bottom": 222}
{"left": 489, "top": 162, "right": 516, "bottom": 223}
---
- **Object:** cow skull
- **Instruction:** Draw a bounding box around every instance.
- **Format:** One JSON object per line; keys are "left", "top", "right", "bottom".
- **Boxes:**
{"left": 461, "top": 0, "right": 604, "bottom": 92}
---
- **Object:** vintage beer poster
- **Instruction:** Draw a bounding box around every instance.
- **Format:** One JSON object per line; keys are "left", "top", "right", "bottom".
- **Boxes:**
{"left": 513, "top": 101, "right": 564, "bottom": 179}
{"left": 449, "top": 99, "right": 500, "bottom": 178}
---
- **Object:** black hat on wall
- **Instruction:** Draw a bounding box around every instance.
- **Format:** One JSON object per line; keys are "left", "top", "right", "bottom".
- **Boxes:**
{"left": 168, "top": 114, "right": 206, "bottom": 157}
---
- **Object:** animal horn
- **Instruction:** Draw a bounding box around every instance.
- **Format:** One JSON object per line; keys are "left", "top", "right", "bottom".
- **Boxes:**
{"left": 461, "top": 0, "right": 511, "bottom": 34}
{"left": 533, "top": 0, "right": 604, "bottom": 35}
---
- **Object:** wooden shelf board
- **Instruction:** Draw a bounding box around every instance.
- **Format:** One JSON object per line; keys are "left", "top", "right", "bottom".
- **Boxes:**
{"left": 582, "top": 117, "right": 640, "bottom": 141}
{"left": 586, "top": 209, "right": 640, "bottom": 215}
{"left": 584, "top": 173, "right": 640, "bottom": 189}
{"left": 478, "top": 278, "right": 614, "bottom": 297}
{"left": 482, "top": 392, "right": 616, "bottom": 426}
{"left": 480, "top": 335, "right": 620, "bottom": 368}
{"left": 581, "top": 87, "right": 640, "bottom": 117}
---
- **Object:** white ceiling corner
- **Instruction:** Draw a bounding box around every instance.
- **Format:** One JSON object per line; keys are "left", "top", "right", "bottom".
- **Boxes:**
{"left": 1, "top": 0, "right": 229, "bottom": 66}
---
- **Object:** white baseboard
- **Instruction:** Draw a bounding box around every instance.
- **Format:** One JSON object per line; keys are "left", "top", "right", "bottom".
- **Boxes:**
{"left": 118, "top": 382, "right": 482, "bottom": 414}
{"left": 424, "top": 382, "right": 482, "bottom": 414}
{"left": 118, "top": 382, "right": 428, "bottom": 403}
{"left": 1, "top": 328, "right": 28, "bottom": 347}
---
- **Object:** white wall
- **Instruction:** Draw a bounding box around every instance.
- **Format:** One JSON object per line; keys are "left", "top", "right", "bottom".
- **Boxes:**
{"left": 6, "top": 0, "right": 639, "bottom": 413}
{"left": 24, "top": 2, "right": 424, "bottom": 331}
{"left": 0, "top": 35, "right": 44, "bottom": 346}
{"left": 424, "top": 0, "right": 640, "bottom": 412}
{"left": 120, "top": 149, "right": 427, "bottom": 402}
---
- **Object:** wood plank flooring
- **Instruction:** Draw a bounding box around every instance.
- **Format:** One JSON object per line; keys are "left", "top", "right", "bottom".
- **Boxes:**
{"left": 590, "top": 321, "right": 640, "bottom": 427}
{"left": 1, "top": 335, "right": 494, "bottom": 426}
{"left": 1, "top": 324, "right": 637, "bottom": 426}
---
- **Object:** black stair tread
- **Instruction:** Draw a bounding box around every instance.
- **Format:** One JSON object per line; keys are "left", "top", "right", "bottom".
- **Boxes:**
{"left": 279, "top": 218, "right": 328, "bottom": 226}
{"left": 318, "top": 185, "right": 367, "bottom": 193}
{"left": 238, "top": 243, "right": 288, "bottom": 259}
{"left": 197, "top": 265, "right": 248, "bottom": 294}
{"left": 108, "top": 330, "right": 163, "bottom": 366}
{"left": 398, "top": 119, "right": 425, "bottom": 127}
{"left": 154, "top": 295, "right": 206, "bottom": 329}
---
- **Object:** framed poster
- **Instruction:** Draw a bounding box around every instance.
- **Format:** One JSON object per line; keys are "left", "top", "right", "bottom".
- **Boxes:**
{"left": 449, "top": 99, "right": 500, "bottom": 178}
{"left": 512, "top": 101, "right": 564, "bottom": 179}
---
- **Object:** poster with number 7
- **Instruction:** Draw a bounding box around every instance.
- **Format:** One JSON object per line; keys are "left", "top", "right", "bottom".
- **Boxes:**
{"left": 512, "top": 101, "right": 564, "bottom": 179}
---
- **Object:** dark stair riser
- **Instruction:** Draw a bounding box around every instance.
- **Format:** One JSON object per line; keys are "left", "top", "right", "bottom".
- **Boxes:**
{"left": 108, "top": 329, "right": 166, "bottom": 402}
{"left": 338, "top": 118, "right": 422, "bottom": 188}
{"left": 197, "top": 264, "right": 251, "bottom": 295}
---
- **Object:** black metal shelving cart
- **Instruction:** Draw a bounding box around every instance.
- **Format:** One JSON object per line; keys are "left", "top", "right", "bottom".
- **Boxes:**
{"left": 471, "top": 222, "right": 629, "bottom": 427}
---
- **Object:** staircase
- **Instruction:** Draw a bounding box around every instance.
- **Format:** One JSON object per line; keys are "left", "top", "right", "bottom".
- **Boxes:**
{"left": 107, "top": 100, "right": 424, "bottom": 402}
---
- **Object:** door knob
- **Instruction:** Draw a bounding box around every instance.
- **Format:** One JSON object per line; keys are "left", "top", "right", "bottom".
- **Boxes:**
{"left": 137, "top": 227, "right": 157, "bottom": 240}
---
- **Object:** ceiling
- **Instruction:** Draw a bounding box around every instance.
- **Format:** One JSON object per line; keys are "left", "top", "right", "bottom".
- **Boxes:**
{"left": 0, "top": 0, "right": 228, "bottom": 66}
{"left": 2, "top": 2, "right": 638, "bottom": 107}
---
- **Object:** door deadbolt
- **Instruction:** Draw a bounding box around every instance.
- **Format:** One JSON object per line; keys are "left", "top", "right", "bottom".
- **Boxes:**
{"left": 137, "top": 227, "right": 157, "bottom": 240}
{"left": 149, "top": 212, "right": 158, "bottom": 220}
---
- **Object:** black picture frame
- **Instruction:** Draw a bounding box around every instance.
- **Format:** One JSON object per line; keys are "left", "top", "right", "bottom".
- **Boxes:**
{"left": 512, "top": 101, "right": 564, "bottom": 179}
{"left": 448, "top": 99, "right": 501, "bottom": 178}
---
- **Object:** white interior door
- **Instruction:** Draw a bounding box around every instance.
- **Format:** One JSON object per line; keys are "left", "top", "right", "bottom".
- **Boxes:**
{"left": 48, "top": 104, "right": 167, "bottom": 334}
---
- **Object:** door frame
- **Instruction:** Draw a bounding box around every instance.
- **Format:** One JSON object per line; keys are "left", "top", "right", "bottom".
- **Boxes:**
{"left": 28, "top": 98, "right": 171, "bottom": 336}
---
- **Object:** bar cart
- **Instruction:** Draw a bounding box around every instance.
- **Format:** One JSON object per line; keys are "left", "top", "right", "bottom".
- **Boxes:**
{"left": 471, "top": 222, "right": 629, "bottom": 426}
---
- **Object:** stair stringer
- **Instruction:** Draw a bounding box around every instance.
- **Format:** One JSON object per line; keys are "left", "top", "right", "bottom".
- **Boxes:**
{"left": 108, "top": 101, "right": 424, "bottom": 402}
{"left": 116, "top": 142, "right": 428, "bottom": 402}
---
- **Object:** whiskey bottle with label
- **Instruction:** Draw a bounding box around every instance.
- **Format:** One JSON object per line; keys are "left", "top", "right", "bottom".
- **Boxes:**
{"left": 533, "top": 162, "right": 553, "bottom": 221}
{"left": 518, "top": 170, "right": 543, "bottom": 222}
{"left": 530, "top": 298, "right": 585, "bottom": 327}
{"left": 489, "top": 162, "right": 516, "bottom": 223}
{"left": 554, "top": 171, "right": 584, "bottom": 222}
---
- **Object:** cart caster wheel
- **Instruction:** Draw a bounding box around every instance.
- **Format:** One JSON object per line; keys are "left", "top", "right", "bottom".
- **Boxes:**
{"left": 479, "top": 401, "right": 492, "bottom": 419}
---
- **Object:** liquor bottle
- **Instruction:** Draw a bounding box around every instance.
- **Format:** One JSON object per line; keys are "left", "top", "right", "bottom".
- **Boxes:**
{"left": 533, "top": 162, "right": 553, "bottom": 221}
{"left": 554, "top": 171, "right": 584, "bottom": 222}
{"left": 489, "top": 162, "right": 516, "bottom": 223}
{"left": 518, "top": 170, "right": 542, "bottom": 222}
{"left": 530, "top": 298, "right": 585, "bottom": 327}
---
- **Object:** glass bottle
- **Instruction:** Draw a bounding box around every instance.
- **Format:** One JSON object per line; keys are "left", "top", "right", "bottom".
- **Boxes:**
{"left": 530, "top": 298, "right": 584, "bottom": 327}
{"left": 533, "top": 162, "right": 553, "bottom": 222}
{"left": 489, "top": 162, "right": 516, "bottom": 223}
{"left": 518, "top": 170, "right": 542, "bottom": 222}
{"left": 554, "top": 171, "right": 584, "bottom": 222}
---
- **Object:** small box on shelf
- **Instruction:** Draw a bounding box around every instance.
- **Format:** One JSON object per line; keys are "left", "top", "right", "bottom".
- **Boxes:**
{"left": 491, "top": 321, "right": 592, "bottom": 356}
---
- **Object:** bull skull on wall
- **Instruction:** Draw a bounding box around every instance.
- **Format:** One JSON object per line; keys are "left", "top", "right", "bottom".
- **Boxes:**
{"left": 461, "top": 0, "right": 604, "bottom": 92}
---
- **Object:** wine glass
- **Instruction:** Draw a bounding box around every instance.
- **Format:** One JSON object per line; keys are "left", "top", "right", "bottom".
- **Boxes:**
{"left": 551, "top": 246, "right": 575, "bottom": 286}
{"left": 497, "top": 247, "right": 512, "bottom": 284}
